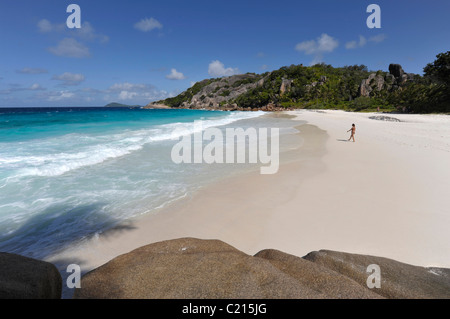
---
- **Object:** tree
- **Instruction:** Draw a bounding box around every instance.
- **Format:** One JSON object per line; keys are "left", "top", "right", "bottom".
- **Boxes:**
{"left": 421, "top": 51, "right": 450, "bottom": 113}
{"left": 424, "top": 51, "right": 450, "bottom": 85}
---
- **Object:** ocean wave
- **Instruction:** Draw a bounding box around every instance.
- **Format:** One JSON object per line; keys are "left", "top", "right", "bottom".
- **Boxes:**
{"left": 1, "top": 111, "right": 264, "bottom": 177}
{"left": 147, "top": 111, "right": 264, "bottom": 142}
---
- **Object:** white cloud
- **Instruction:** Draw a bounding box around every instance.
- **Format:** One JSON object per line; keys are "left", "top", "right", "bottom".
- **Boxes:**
{"left": 21, "top": 82, "right": 170, "bottom": 106}
{"left": 208, "top": 60, "right": 239, "bottom": 77}
{"left": 37, "top": 19, "right": 51, "bottom": 32}
{"left": 369, "top": 34, "right": 387, "bottom": 43}
{"left": 75, "top": 22, "right": 109, "bottom": 43}
{"left": 38, "top": 19, "right": 108, "bottom": 59}
{"left": 360, "top": 36, "right": 368, "bottom": 46}
{"left": 52, "top": 72, "right": 85, "bottom": 86}
{"left": 0, "top": 83, "right": 46, "bottom": 94}
{"left": 108, "top": 82, "right": 170, "bottom": 102}
{"left": 118, "top": 91, "right": 138, "bottom": 100}
{"left": 48, "top": 38, "right": 90, "bottom": 58}
{"left": 47, "top": 91, "right": 75, "bottom": 101}
{"left": 345, "top": 41, "right": 357, "bottom": 50}
{"left": 166, "top": 68, "right": 186, "bottom": 80}
{"left": 310, "top": 56, "right": 324, "bottom": 66}
{"left": 345, "top": 35, "right": 367, "bottom": 49}
{"left": 261, "top": 64, "right": 269, "bottom": 70}
{"left": 37, "top": 19, "right": 108, "bottom": 43}
{"left": 17, "top": 67, "right": 48, "bottom": 74}
{"left": 257, "top": 52, "right": 265, "bottom": 58}
{"left": 37, "top": 19, "right": 64, "bottom": 33}
{"left": 316, "top": 34, "right": 339, "bottom": 52}
{"left": 295, "top": 33, "right": 339, "bottom": 54}
{"left": 2, "top": 80, "right": 170, "bottom": 105}
{"left": 295, "top": 34, "right": 338, "bottom": 65}
{"left": 109, "top": 83, "right": 147, "bottom": 91}
{"left": 30, "top": 83, "right": 45, "bottom": 90}
{"left": 134, "top": 18, "right": 163, "bottom": 32}
{"left": 345, "top": 34, "right": 386, "bottom": 50}
{"left": 295, "top": 40, "right": 316, "bottom": 55}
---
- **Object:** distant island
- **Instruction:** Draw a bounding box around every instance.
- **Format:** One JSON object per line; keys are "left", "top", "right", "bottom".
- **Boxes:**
{"left": 104, "top": 102, "right": 142, "bottom": 108}
{"left": 148, "top": 51, "right": 449, "bottom": 114}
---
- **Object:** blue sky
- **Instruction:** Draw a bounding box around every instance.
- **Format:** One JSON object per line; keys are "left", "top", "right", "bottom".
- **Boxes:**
{"left": 0, "top": 0, "right": 449, "bottom": 107}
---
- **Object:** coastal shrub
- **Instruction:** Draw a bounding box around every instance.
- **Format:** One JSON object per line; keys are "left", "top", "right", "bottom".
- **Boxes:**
{"left": 349, "top": 97, "right": 378, "bottom": 111}
{"left": 424, "top": 51, "right": 450, "bottom": 85}
{"left": 219, "top": 90, "right": 230, "bottom": 97}
{"left": 393, "top": 51, "right": 450, "bottom": 113}
{"left": 232, "top": 77, "right": 259, "bottom": 88}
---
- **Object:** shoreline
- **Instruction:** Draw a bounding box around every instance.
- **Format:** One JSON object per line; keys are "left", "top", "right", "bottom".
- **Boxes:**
{"left": 48, "top": 110, "right": 450, "bottom": 294}
{"left": 47, "top": 113, "right": 315, "bottom": 270}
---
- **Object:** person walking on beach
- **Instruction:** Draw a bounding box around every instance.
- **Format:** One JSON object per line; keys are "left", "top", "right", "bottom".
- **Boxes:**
{"left": 347, "top": 124, "right": 356, "bottom": 142}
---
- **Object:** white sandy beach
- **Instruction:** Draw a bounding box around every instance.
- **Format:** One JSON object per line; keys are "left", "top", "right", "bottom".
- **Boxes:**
{"left": 49, "top": 110, "right": 450, "bottom": 274}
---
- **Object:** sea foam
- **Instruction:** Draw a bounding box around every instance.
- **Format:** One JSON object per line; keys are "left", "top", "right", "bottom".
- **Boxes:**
{"left": 1, "top": 110, "right": 263, "bottom": 178}
{"left": 0, "top": 108, "right": 266, "bottom": 259}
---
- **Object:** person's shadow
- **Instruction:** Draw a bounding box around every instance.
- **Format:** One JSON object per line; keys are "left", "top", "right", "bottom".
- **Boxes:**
{"left": 336, "top": 139, "right": 349, "bottom": 142}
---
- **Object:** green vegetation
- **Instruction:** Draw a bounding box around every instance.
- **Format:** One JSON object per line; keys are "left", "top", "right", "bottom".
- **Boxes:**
{"left": 219, "top": 90, "right": 231, "bottom": 97}
{"left": 393, "top": 51, "right": 450, "bottom": 113}
{"left": 156, "top": 52, "right": 450, "bottom": 113}
{"left": 232, "top": 64, "right": 375, "bottom": 110}
{"left": 232, "top": 75, "right": 261, "bottom": 88}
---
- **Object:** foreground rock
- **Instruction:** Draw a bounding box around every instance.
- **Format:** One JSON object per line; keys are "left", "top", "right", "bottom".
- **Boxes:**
{"left": 73, "top": 238, "right": 450, "bottom": 299}
{"left": 0, "top": 252, "right": 62, "bottom": 299}
{"left": 304, "top": 250, "right": 450, "bottom": 299}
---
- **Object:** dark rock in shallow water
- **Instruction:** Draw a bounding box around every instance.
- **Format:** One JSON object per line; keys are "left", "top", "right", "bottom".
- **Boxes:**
{"left": 369, "top": 115, "right": 402, "bottom": 122}
{"left": 73, "top": 238, "right": 449, "bottom": 299}
{"left": 0, "top": 252, "right": 62, "bottom": 299}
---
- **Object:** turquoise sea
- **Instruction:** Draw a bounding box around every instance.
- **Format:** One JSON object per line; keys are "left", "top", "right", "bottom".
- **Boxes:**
{"left": 0, "top": 107, "right": 268, "bottom": 260}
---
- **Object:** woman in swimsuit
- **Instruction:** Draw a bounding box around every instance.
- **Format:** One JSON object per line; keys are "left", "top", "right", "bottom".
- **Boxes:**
{"left": 347, "top": 124, "right": 356, "bottom": 142}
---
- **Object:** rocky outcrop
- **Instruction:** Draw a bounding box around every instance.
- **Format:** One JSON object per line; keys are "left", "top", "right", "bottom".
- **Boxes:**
{"left": 359, "top": 64, "right": 416, "bottom": 97}
{"left": 183, "top": 74, "right": 263, "bottom": 110}
{"left": 260, "top": 103, "right": 293, "bottom": 112}
{"left": 389, "top": 64, "right": 405, "bottom": 78}
{"left": 360, "top": 73, "right": 390, "bottom": 97}
{"left": 359, "top": 74, "right": 375, "bottom": 97}
{"left": 280, "top": 78, "right": 293, "bottom": 95}
{"left": 304, "top": 250, "right": 450, "bottom": 299}
{"left": 0, "top": 252, "right": 62, "bottom": 299}
{"left": 389, "top": 64, "right": 417, "bottom": 85}
{"left": 305, "top": 76, "right": 328, "bottom": 92}
{"left": 73, "top": 238, "right": 450, "bottom": 299}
